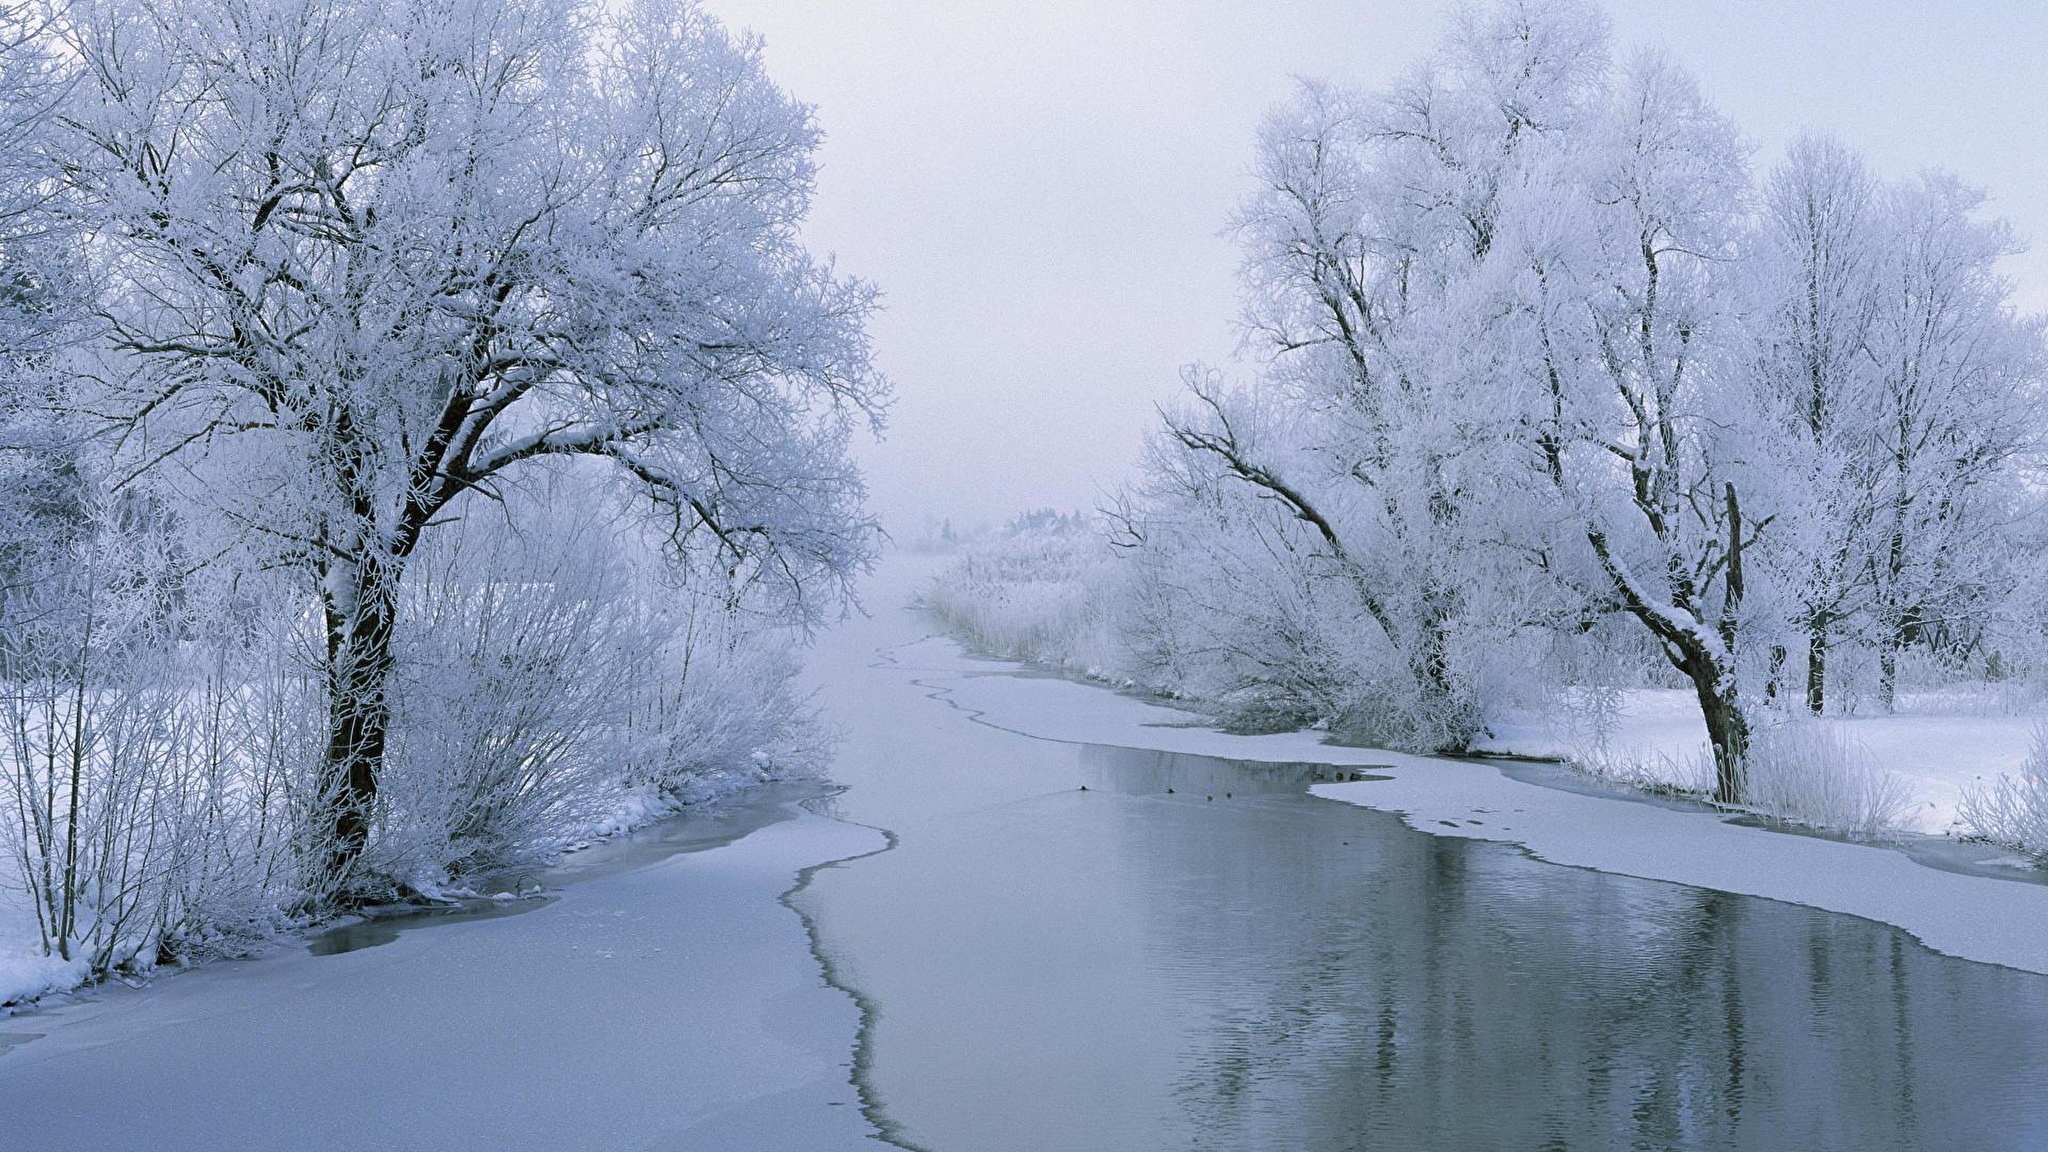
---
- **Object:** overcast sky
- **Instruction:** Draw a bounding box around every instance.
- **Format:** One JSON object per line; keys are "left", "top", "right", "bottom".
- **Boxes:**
{"left": 698, "top": 0, "right": 2048, "bottom": 535}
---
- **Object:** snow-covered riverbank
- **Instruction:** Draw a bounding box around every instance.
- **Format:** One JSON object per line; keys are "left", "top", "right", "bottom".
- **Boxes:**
{"left": 910, "top": 636, "right": 2048, "bottom": 975}
{"left": 1479, "top": 688, "right": 2042, "bottom": 836}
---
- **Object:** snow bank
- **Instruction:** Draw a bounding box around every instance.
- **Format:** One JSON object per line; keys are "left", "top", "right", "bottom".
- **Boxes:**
{"left": 0, "top": 946, "right": 87, "bottom": 1009}
{"left": 0, "top": 892, "right": 87, "bottom": 1008}
{"left": 920, "top": 656, "right": 2048, "bottom": 976}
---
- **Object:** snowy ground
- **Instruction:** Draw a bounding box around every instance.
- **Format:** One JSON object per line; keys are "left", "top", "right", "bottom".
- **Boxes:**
{"left": 0, "top": 888, "right": 85, "bottom": 1010}
{"left": 910, "top": 639, "right": 2048, "bottom": 975}
{"left": 1478, "top": 688, "right": 2042, "bottom": 835}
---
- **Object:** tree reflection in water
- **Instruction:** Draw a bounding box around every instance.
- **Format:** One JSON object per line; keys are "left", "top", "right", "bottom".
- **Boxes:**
{"left": 1077, "top": 745, "right": 2048, "bottom": 1151}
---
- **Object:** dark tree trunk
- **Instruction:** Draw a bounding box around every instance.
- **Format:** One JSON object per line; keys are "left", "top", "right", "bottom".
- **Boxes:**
{"left": 1413, "top": 582, "right": 1474, "bottom": 752}
{"left": 1692, "top": 662, "right": 1750, "bottom": 805}
{"left": 1586, "top": 482, "right": 1753, "bottom": 806}
{"left": 1763, "top": 643, "right": 1787, "bottom": 706}
{"left": 1878, "top": 642, "right": 1899, "bottom": 713}
{"left": 1707, "top": 482, "right": 1750, "bottom": 804}
{"left": 320, "top": 561, "right": 401, "bottom": 896}
{"left": 1805, "top": 615, "right": 1828, "bottom": 716}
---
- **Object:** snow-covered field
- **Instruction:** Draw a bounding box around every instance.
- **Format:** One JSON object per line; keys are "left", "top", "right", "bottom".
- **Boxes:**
{"left": 1478, "top": 688, "right": 2042, "bottom": 836}
{"left": 907, "top": 637, "right": 2048, "bottom": 975}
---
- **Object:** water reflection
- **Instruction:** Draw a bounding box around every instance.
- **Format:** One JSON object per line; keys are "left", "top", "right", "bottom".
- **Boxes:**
{"left": 1076, "top": 745, "right": 1387, "bottom": 797}
{"left": 1088, "top": 745, "right": 2048, "bottom": 1150}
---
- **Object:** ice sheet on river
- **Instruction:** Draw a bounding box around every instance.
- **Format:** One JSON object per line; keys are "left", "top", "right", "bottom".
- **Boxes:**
{"left": 0, "top": 806, "right": 885, "bottom": 1151}
{"left": 914, "top": 639, "right": 2048, "bottom": 975}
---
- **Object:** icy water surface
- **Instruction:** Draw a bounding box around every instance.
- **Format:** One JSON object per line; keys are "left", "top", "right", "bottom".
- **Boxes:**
{"left": 0, "top": 787, "right": 885, "bottom": 1150}
{"left": 305, "top": 780, "right": 825, "bottom": 956}
{"left": 801, "top": 615, "right": 2048, "bottom": 1150}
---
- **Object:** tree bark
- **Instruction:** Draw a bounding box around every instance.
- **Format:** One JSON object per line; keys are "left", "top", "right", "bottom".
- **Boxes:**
{"left": 320, "top": 560, "right": 400, "bottom": 896}
{"left": 1878, "top": 640, "right": 1899, "bottom": 713}
{"left": 1691, "top": 661, "right": 1749, "bottom": 805}
{"left": 1413, "top": 582, "right": 1474, "bottom": 751}
{"left": 1804, "top": 614, "right": 1828, "bottom": 716}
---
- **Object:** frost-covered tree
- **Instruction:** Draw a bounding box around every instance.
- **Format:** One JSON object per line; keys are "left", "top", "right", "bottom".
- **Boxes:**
{"left": 60, "top": 0, "right": 884, "bottom": 891}
{"left": 1747, "top": 142, "right": 2041, "bottom": 714}
{"left": 1749, "top": 134, "right": 1883, "bottom": 715}
{"left": 1091, "top": 0, "right": 2048, "bottom": 803}
{"left": 1146, "top": 1, "right": 1611, "bottom": 750}
{"left": 1858, "top": 173, "right": 2042, "bottom": 708}
{"left": 0, "top": 3, "right": 90, "bottom": 646}
{"left": 1506, "top": 50, "right": 1763, "bottom": 801}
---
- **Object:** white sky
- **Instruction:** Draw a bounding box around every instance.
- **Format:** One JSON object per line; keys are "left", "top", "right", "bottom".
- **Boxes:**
{"left": 698, "top": 0, "right": 2048, "bottom": 534}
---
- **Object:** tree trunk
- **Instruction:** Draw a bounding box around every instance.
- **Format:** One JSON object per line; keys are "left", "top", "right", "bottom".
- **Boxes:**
{"left": 1878, "top": 641, "right": 1899, "bottom": 713}
{"left": 321, "top": 563, "right": 400, "bottom": 896}
{"left": 1691, "top": 663, "right": 1749, "bottom": 805}
{"left": 1413, "top": 583, "right": 1473, "bottom": 752}
{"left": 1705, "top": 480, "right": 1750, "bottom": 805}
{"left": 1804, "top": 615, "right": 1828, "bottom": 716}
{"left": 1584, "top": 481, "right": 1753, "bottom": 806}
{"left": 1763, "top": 643, "right": 1787, "bottom": 706}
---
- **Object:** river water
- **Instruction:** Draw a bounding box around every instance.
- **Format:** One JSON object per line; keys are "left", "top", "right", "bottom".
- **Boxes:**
{"left": 801, "top": 566, "right": 2048, "bottom": 1151}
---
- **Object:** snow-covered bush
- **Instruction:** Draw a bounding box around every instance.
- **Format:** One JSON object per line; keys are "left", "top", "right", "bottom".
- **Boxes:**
{"left": 1118, "top": 494, "right": 1362, "bottom": 731}
{"left": 0, "top": 505, "right": 310, "bottom": 978}
{"left": 916, "top": 510, "right": 1128, "bottom": 676}
{"left": 162, "top": 640, "right": 324, "bottom": 955}
{"left": 1959, "top": 725, "right": 2048, "bottom": 859}
{"left": 0, "top": 470, "right": 826, "bottom": 990}
{"left": 917, "top": 493, "right": 1505, "bottom": 750}
{"left": 1570, "top": 745, "right": 1714, "bottom": 796}
{"left": 374, "top": 528, "right": 630, "bottom": 888}
{"left": 371, "top": 492, "right": 825, "bottom": 892}
{"left": 1569, "top": 721, "right": 1910, "bottom": 839}
{"left": 1745, "top": 723, "right": 1911, "bottom": 839}
{"left": 618, "top": 611, "right": 825, "bottom": 805}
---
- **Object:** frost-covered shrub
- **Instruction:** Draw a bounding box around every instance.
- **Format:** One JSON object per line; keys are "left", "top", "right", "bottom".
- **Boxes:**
{"left": 0, "top": 479, "right": 825, "bottom": 994}
{"left": 1332, "top": 672, "right": 1473, "bottom": 752}
{"left": 1570, "top": 746, "right": 1715, "bottom": 796}
{"left": 916, "top": 510, "right": 1127, "bottom": 675}
{"left": 1128, "top": 511, "right": 1362, "bottom": 729}
{"left": 1745, "top": 723, "right": 1910, "bottom": 839}
{"left": 1571, "top": 722, "right": 1909, "bottom": 839}
{"left": 1959, "top": 725, "right": 2048, "bottom": 859}
{"left": 0, "top": 659, "right": 193, "bottom": 975}
{"left": 918, "top": 495, "right": 1507, "bottom": 751}
{"left": 0, "top": 512, "right": 310, "bottom": 978}
{"left": 372, "top": 497, "right": 824, "bottom": 891}
{"left": 161, "top": 645, "right": 323, "bottom": 957}
{"left": 619, "top": 614, "right": 825, "bottom": 803}
{"left": 376, "top": 545, "right": 629, "bottom": 887}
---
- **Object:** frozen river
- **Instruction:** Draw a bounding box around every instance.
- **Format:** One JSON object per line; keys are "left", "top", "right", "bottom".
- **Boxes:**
{"left": 6, "top": 557, "right": 2048, "bottom": 1149}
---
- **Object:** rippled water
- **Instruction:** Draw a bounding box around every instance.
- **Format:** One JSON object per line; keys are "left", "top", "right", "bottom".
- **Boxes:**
{"left": 807, "top": 733, "right": 2048, "bottom": 1151}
